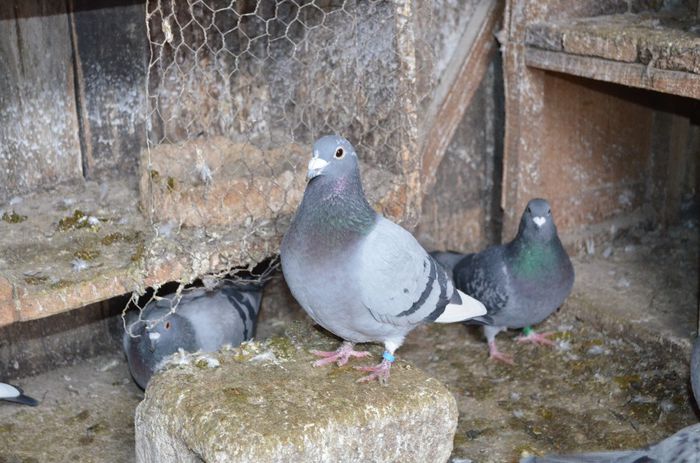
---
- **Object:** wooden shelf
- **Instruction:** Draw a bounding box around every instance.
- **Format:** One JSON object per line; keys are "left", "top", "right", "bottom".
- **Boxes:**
{"left": 0, "top": 140, "right": 408, "bottom": 328}
{"left": 524, "top": 13, "right": 700, "bottom": 99}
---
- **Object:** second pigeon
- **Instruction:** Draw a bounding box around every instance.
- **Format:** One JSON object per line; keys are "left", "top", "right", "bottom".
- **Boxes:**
{"left": 432, "top": 198, "right": 574, "bottom": 364}
{"left": 123, "top": 281, "right": 263, "bottom": 389}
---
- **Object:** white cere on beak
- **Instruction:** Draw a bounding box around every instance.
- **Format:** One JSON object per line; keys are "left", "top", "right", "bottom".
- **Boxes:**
{"left": 533, "top": 216, "right": 547, "bottom": 227}
{"left": 148, "top": 332, "right": 161, "bottom": 341}
{"left": 307, "top": 157, "right": 329, "bottom": 180}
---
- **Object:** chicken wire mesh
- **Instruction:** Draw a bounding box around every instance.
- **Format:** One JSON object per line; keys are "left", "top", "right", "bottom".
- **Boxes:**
{"left": 126, "top": 0, "right": 435, "bottom": 327}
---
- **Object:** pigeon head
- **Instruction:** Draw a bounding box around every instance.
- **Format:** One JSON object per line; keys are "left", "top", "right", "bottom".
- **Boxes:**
{"left": 125, "top": 310, "right": 197, "bottom": 389}
{"left": 143, "top": 312, "right": 196, "bottom": 355}
{"left": 307, "top": 135, "right": 359, "bottom": 181}
{"left": 518, "top": 198, "right": 557, "bottom": 241}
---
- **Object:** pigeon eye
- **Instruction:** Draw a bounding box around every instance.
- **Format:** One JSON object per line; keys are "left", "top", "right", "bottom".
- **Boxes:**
{"left": 547, "top": 209, "right": 551, "bottom": 215}
{"left": 526, "top": 207, "right": 532, "bottom": 213}
{"left": 164, "top": 321, "right": 171, "bottom": 330}
{"left": 334, "top": 148, "right": 345, "bottom": 159}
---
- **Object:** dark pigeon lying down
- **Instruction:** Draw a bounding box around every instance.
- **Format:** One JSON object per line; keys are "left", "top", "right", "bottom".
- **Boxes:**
{"left": 281, "top": 135, "right": 487, "bottom": 384}
{"left": 123, "top": 281, "right": 262, "bottom": 389}
{"left": 432, "top": 198, "right": 574, "bottom": 364}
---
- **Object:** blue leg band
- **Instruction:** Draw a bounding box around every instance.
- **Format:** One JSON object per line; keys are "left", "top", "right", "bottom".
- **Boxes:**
{"left": 382, "top": 351, "right": 395, "bottom": 363}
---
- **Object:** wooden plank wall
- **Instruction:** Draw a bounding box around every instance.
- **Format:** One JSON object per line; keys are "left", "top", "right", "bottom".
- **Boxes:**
{"left": 71, "top": 0, "right": 147, "bottom": 178}
{"left": 500, "top": 0, "right": 700, "bottom": 240}
{"left": 0, "top": 0, "right": 146, "bottom": 201}
{"left": 0, "top": 0, "right": 83, "bottom": 199}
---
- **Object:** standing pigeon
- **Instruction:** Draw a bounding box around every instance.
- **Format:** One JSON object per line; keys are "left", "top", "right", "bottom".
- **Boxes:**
{"left": 123, "top": 281, "right": 262, "bottom": 389}
{"left": 280, "top": 135, "right": 487, "bottom": 384}
{"left": 0, "top": 382, "right": 38, "bottom": 406}
{"left": 520, "top": 336, "right": 700, "bottom": 462}
{"left": 432, "top": 198, "right": 574, "bottom": 364}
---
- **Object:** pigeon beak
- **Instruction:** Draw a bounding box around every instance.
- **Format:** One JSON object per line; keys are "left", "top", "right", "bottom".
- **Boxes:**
{"left": 533, "top": 216, "right": 546, "bottom": 227}
{"left": 307, "top": 158, "right": 329, "bottom": 180}
{"left": 147, "top": 331, "right": 160, "bottom": 352}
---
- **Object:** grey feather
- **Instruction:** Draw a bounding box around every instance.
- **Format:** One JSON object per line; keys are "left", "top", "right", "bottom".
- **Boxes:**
{"left": 123, "top": 281, "right": 262, "bottom": 389}
{"left": 281, "top": 135, "right": 485, "bottom": 365}
{"left": 445, "top": 199, "right": 574, "bottom": 344}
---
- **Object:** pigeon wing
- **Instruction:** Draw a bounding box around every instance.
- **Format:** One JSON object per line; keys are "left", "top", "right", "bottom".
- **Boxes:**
{"left": 358, "top": 218, "right": 485, "bottom": 326}
{"left": 454, "top": 248, "right": 510, "bottom": 317}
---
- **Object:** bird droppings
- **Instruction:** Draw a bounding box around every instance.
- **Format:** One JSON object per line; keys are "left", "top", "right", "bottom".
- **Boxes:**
{"left": 130, "top": 242, "right": 145, "bottom": 263}
{"left": 194, "top": 355, "right": 220, "bottom": 369}
{"left": 2, "top": 210, "right": 28, "bottom": 223}
{"left": 73, "top": 249, "right": 101, "bottom": 261}
{"left": 57, "top": 210, "right": 99, "bottom": 232}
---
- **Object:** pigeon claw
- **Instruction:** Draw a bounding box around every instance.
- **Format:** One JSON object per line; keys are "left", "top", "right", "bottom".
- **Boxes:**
{"left": 488, "top": 341, "right": 515, "bottom": 365}
{"left": 515, "top": 330, "right": 556, "bottom": 347}
{"left": 355, "top": 359, "right": 392, "bottom": 385}
{"left": 310, "top": 342, "right": 370, "bottom": 367}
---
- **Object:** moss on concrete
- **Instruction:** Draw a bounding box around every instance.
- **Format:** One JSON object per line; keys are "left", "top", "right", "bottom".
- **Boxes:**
{"left": 136, "top": 325, "right": 459, "bottom": 463}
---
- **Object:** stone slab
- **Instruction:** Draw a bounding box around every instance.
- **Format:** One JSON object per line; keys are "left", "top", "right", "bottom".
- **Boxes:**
{"left": 135, "top": 325, "right": 459, "bottom": 463}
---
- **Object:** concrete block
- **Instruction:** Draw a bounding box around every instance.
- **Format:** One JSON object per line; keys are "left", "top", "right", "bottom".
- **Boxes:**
{"left": 135, "top": 326, "right": 458, "bottom": 463}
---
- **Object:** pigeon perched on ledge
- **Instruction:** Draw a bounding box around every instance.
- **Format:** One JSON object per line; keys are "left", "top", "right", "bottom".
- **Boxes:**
{"left": 0, "top": 382, "right": 38, "bottom": 406}
{"left": 281, "top": 135, "right": 487, "bottom": 384}
{"left": 432, "top": 198, "right": 574, "bottom": 364}
{"left": 123, "top": 281, "right": 263, "bottom": 389}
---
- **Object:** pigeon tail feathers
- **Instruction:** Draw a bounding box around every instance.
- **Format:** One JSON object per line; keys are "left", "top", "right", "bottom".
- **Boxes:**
{"left": 433, "top": 289, "right": 487, "bottom": 323}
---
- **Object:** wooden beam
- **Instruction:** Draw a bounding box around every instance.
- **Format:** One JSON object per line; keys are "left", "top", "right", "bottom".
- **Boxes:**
{"left": 526, "top": 47, "right": 700, "bottom": 100}
{"left": 420, "top": 0, "right": 503, "bottom": 195}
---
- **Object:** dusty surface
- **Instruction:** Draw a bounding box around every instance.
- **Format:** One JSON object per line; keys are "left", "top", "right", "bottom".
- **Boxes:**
{"left": 1, "top": 224, "right": 698, "bottom": 462}
{"left": 0, "top": 354, "right": 143, "bottom": 463}
{"left": 570, "top": 222, "right": 699, "bottom": 350}
{"left": 136, "top": 333, "right": 457, "bottom": 463}
{"left": 527, "top": 12, "right": 700, "bottom": 74}
{"left": 2, "top": 313, "right": 697, "bottom": 462}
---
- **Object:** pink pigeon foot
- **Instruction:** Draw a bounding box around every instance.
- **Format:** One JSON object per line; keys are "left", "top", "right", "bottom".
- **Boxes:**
{"left": 488, "top": 340, "right": 515, "bottom": 365}
{"left": 515, "top": 330, "right": 555, "bottom": 347}
{"left": 355, "top": 358, "right": 393, "bottom": 385}
{"left": 311, "top": 341, "right": 370, "bottom": 367}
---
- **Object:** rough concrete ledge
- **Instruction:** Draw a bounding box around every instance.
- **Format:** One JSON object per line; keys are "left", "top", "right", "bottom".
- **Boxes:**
{"left": 135, "top": 324, "right": 459, "bottom": 463}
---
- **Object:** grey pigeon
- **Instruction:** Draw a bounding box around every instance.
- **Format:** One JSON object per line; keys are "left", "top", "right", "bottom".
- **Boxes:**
{"left": 0, "top": 382, "right": 38, "bottom": 406}
{"left": 123, "top": 281, "right": 262, "bottom": 389}
{"left": 432, "top": 198, "right": 574, "bottom": 364}
{"left": 280, "top": 135, "right": 487, "bottom": 384}
{"left": 520, "top": 336, "right": 700, "bottom": 462}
